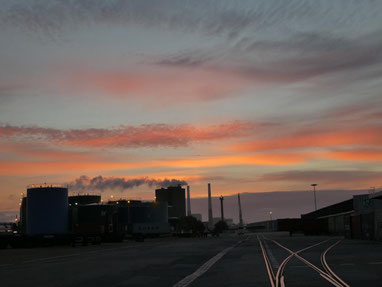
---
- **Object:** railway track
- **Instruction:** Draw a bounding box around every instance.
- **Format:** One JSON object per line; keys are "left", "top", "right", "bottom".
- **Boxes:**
{"left": 258, "top": 235, "right": 350, "bottom": 287}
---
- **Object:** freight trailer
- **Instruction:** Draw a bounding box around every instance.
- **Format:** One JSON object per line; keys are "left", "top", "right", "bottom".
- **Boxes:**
{"left": 69, "top": 200, "right": 169, "bottom": 243}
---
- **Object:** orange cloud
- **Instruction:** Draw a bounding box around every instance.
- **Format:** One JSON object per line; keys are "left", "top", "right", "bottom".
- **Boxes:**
{"left": 0, "top": 121, "right": 255, "bottom": 149}
{"left": 0, "top": 152, "right": 310, "bottom": 176}
{"left": 325, "top": 149, "right": 382, "bottom": 162}
{"left": 233, "top": 127, "right": 382, "bottom": 152}
{"left": 0, "top": 142, "right": 98, "bottom": 162}
{"left": 68, "top": 66, "right": 252, "bottom": 101}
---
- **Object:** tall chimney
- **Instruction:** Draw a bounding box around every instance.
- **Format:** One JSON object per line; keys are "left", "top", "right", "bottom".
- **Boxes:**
{"left": 238, "top": 193, "right": 243, "bottom": 228}
{"left": 187, "top": 186, "right": 191, "bottom": 216}
{"left": 208, "top": 183, "right": 213, "bottom": 229}
{"left": 219, "top": 196, "right": 224, "bottom": 221}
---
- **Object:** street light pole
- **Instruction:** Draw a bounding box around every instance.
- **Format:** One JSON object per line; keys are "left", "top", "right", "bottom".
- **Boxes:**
{"left": 311, "top": 184, "right": 318, "bottom": 211}
{"left": 269, "top": 211, "right": 273, "bottom": 221}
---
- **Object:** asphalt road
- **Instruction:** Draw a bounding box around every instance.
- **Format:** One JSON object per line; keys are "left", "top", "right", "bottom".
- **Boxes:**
{"left": 1, "top": 233, "right": 382, "bottom": 287}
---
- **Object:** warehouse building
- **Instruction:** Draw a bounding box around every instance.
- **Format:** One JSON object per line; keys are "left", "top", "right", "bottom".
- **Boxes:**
{"left": 301, "top": 193, "right": 382, "bottom": 240}
{"left": 246, "top": 218, "right": 300, "bottom": 233}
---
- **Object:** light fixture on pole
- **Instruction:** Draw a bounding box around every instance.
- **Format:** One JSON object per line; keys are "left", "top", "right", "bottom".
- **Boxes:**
{"left": 269, "top": 211, "right": 273, "bottom": 221}
{"left": 311, "top": 184, "right": 318, "bottom": 211}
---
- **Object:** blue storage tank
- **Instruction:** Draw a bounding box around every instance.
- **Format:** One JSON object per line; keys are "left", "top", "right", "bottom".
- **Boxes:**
{"left": 26, "top": 185, "right": 68, "bottom": 235}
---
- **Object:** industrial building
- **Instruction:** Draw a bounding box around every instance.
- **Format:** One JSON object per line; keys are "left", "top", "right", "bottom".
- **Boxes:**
{"left": 155, "top": 185, "right": 186, "bottom": 219}
{"left": 301, "top": 193, "right": 382, "bottom": 240}
{"left": 68, "top": 195, "right": 101, "bottom": 206}
{"left": 246, "top": 218, "right": 300, "bottom": 233}
{"left": 12, "top": 184, "right": 172, "bottom": 247}
{"left": 246, "top": 192, "right": 382, "bottom": 240}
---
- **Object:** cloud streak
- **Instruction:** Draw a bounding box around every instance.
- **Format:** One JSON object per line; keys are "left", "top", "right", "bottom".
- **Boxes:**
{"left": 2, "top": 1, "right": 382, "bottom": 103}
{"left": 0, "top": 121, "right": 256, "bottom": 148}
{"left": 155, "top": 29, "right": 382, "bottom": 88}
{"left": 0, "top": 152, "right": 310, "bottom": 176}
{"left": 68, "top": 67, "right": 252, "bottom": 101}
{"left": 234, "top": 127, "right": 382, "bottom": 152}
{"left": 0, "top": 1, "right": 306, "bottom": 38}
{"left": 2, "top": 1, "right": 378, "bottom": 39}
{"left": 260, "top": 170, "right": 382, "bottom": 187}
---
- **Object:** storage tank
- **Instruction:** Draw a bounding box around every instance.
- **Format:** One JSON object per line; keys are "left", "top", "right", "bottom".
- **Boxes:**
{"left": 26, "top": 185, "right": 68, "bottom": 235}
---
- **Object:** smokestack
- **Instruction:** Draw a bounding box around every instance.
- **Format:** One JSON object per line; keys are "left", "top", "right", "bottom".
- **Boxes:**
{"left": 238, "top": 193, "right": 243, "bottom": 228}
{"left": 219, "top": 196, "right": 224, "bottom": 221}
{"left": 208, "top": 183, "right": 213, "bottom": 229}
{"left": 187, "top": 186, "right": 191, "bottom": 216}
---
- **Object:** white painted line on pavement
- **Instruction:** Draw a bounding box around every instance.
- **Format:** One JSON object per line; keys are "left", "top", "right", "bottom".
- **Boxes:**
{"left": 172, "top": 241, "right": 241, "bottom": 287}
{"left": 23, "top": 242, "right": 162, "bottom": 264}
{"left": 23, "top": 248, "right": 120, "bottom": 263}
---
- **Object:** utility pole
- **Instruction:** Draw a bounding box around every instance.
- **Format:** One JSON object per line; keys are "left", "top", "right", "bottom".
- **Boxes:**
{"left": 219, "top": 196, "right": 224, "bottom": 221}
{"left": 311, "top": 184, "right": 318, "bottom": 211}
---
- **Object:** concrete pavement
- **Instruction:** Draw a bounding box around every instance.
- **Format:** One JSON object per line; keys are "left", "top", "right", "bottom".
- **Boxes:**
{"left": 1, "top": 233, "right": 382, "bottom": 286}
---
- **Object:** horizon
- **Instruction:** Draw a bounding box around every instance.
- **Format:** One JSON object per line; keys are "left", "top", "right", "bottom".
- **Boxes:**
{"left": 0, "top": 187, "right": 371, "bottom": 223}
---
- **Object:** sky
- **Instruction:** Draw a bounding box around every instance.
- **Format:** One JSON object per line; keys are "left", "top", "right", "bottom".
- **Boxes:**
{"left": 0, "top": 1, "right": 382, "bottom": 221}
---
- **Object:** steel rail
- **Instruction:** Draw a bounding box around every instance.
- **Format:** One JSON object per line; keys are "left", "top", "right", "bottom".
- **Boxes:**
{"left": 271, "top": 239, "right": 345, "bottom": 287}
{"left": 258, "top": 235, "right": 276, "bottom": 287}
{"left": 321, "top": 239, "right": 350, "bottom": 287}
{"left": 275, "top": 238, "right": 331, "bottom": 287}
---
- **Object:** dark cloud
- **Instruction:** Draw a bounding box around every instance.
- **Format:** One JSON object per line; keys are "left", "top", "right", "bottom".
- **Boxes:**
{"left": 2, "top": 1, "right": 381, "bottom": 89}
{"left": 239, "top": 30, "right": 382, "bottom": 83}
{"left": 2, "top": 1, "right": 377, "bottom": 40}
{"left": 0, "top": 1, "right": 262, "bottom": 38}
{"left": 154, "top": 29, "right": 382, "bottom": 88}
{"left": 155, "top": 51, "right": 213, "bottom": 67}
{"left": 237, "top": 32, "right": 355, "bottom": 54}
{"left": 68, "top": 175, "right": 187, "bottom": 192}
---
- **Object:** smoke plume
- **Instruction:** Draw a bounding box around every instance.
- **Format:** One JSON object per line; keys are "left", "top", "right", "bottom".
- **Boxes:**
{"left": 68, "top": 175, "right": 187, "bottom": 192}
